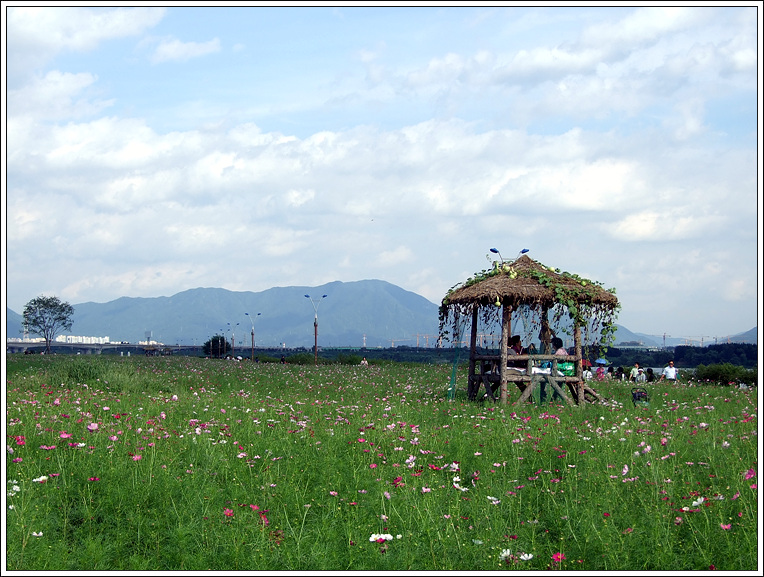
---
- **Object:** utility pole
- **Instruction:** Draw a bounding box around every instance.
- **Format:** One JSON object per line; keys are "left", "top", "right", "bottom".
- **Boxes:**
{"left": 305, "top": 294, "right": 328, "bottom": 365}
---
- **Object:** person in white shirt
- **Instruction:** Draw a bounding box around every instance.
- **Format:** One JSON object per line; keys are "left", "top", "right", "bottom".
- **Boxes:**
{"left": 659, "top": 361, "right": 678, "bottom": 381}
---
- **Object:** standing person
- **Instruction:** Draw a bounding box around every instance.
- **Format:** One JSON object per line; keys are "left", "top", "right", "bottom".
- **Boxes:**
{"left": 360, "top": 357, "right": 369, "bottom": 366}
{"left": 629, "top": 362, "right": 641, "bottom": 382}
{"left": 659, "top": 360, "right": 679, "bottom": 382}
{"left": 645, "top": 367, "right": 655, "bottom": 382}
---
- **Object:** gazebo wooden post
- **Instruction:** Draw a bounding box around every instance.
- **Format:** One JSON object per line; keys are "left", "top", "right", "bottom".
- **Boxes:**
{"left": 499, "top": 304, "right": 511, "bottom": 404}
{"left": 468, "top": 308, "right": 479, "bottom": 399}
{"left": 574, "top": 323, "right": 583, "bottom": 404}
{"left": 540, "top": 306, "right": 551, "bottom": 354}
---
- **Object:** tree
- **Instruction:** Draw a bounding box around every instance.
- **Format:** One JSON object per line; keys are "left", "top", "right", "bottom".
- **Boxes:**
{"left": 203, "top": 335, "right": 231, "bottom": 358}
{"left": 22, "top": 295, "right": 74, "bottom": 354}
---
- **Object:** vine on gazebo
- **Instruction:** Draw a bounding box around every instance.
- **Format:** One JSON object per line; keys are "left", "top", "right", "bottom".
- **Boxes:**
{"left": 439, "top": 253, "right": 620, "bottom": 359}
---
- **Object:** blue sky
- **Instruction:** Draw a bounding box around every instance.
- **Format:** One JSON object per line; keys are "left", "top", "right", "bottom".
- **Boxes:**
{"left": 3, "top": 5, "right": 761, "bottom": 341}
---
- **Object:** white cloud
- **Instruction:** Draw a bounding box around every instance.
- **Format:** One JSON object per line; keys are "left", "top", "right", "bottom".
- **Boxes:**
{"left": 7, "top": 70, "right": 114, "bottom": 120}
{"left": 580, "top": 7, "right": 708, "bottom": 52}
{"left": 286, "top": 189, "right": 315, "bottom": 208}
{"left": 6, "top": 7, "right": 165, "bottom": 83}
{"left": 150, "top": 37, "right": 221, "bottom": 63}
{"left": 378, "top": 246, "right": 414, "bottom": 267}
{"left": 665, "top": 98, "right": 706, "bottom": 140}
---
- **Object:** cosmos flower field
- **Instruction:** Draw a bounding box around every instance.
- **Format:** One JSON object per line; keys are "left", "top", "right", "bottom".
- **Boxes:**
{"left": 4, "top": 354, "right": 759, "bottom": 571}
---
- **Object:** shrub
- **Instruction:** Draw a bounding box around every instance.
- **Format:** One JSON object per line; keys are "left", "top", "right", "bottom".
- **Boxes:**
{"left": 693, "top": 362, "right": 757, "bottom": 386}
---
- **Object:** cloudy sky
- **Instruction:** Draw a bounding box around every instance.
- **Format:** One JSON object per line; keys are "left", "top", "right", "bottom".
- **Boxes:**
{"left": 4, "top": 5, "right": 761, "bottom": 340}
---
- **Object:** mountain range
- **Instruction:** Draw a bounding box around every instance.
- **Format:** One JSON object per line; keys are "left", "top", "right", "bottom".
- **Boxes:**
{"left": 5, "top": 280, "right": 758, "bottom": 349}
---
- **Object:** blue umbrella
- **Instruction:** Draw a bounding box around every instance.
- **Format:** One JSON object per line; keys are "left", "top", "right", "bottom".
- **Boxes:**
{"left": 595, "top": 358, "right": 610, "bottom": 365}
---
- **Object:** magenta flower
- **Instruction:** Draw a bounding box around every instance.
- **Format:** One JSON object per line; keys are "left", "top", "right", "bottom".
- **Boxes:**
{"left": 552, "top": 552, "right": 566, "bottom": 563}
{"left": 720, "top": 523, "right": 731, "bottom": 530}
{"left": 59, "top": 432, "right": 72, "bottom": 439}
{"left": 132, "top": 455, "right": 142, "bottom": 461}
{"left": 223, "top": 508, "right": 234, "bottom": 517}
{"left": 88, "top": 477, "right": 100, "bottom": 482}
{"left": 744, "top": 468, "right": 756, "bottom": 480}
{"left": 370, "top": 463, "right": 378, "bottom": 469}
{"left": 87, "top": 423, "right": 98, "bottom": 433}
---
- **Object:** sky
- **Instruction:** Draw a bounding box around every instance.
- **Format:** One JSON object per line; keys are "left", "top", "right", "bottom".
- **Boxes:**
{"left": 3, "top": 4, "right": 762, "bottom": 341}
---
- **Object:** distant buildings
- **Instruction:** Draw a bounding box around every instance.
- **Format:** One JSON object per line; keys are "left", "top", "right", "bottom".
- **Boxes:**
{"left": 55, "top": 335, "right": 111, "bottom": 344}
{"left": 7, "top": 335, "right": 111, "bottom": 344}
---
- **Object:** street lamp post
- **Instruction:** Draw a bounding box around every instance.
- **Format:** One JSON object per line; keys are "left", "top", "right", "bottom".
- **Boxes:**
{"left": 245, "top": 312, "right": 261, "bottom": 362}
{"left": 305, "top": 294, "right": 328, "bottom": 365}
{"left": 227, "top": 322, "right": 239, "bottom": 357}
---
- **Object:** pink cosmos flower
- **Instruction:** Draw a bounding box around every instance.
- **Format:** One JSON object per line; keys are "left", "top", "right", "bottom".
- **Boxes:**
{"left": 720, "top": 523, "right": 731, "bottom": 530}
{"left": 87, "top": 423, "right": 98, "bottom": 433}
{"left": 88, "top": 477, "right": 100, "bottom": 482}
{"left": 744, "top": 468, "right": 756, "bottom": 480}
{"left": 132, "top": 455, "right": 142, "bottom": 461}
{"left": 59, "top": 432, "right": 71, "bottom": 439}
{"left": 370, "top": 463, "right": 378, "bottom": 469}
{"left": 552, "top": 552, "right": 565, "bottom": 563}
{"left": 224, "top": 508, "right": 234, "bottom": 517}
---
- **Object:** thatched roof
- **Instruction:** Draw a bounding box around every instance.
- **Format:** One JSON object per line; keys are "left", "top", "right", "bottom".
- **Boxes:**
{"left": 442, "top": 254, "right": 619, "bottom": 312}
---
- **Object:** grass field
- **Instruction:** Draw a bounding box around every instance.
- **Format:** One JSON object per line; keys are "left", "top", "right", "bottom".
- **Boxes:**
{"left": 4, "top": 354, "right": 759, "bottom": 571}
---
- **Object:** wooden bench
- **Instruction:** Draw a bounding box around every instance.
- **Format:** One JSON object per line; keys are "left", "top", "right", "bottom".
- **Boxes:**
{"left": 468, "top": 353, "right": 604, "bottom": 405}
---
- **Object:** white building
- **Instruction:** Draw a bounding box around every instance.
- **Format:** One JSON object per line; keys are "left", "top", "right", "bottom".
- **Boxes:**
{"left": 55, "top": 335, "right": 111, "bottom": 344}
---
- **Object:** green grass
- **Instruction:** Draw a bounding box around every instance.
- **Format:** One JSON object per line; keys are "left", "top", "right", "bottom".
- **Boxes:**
{"left": 4, "top": 354, "right": 759, "bottom": 571}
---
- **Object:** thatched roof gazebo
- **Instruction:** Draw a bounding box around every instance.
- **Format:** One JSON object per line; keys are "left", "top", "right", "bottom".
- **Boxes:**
{"left": 439, "top": 254, "right": 620, "bottom": 406}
